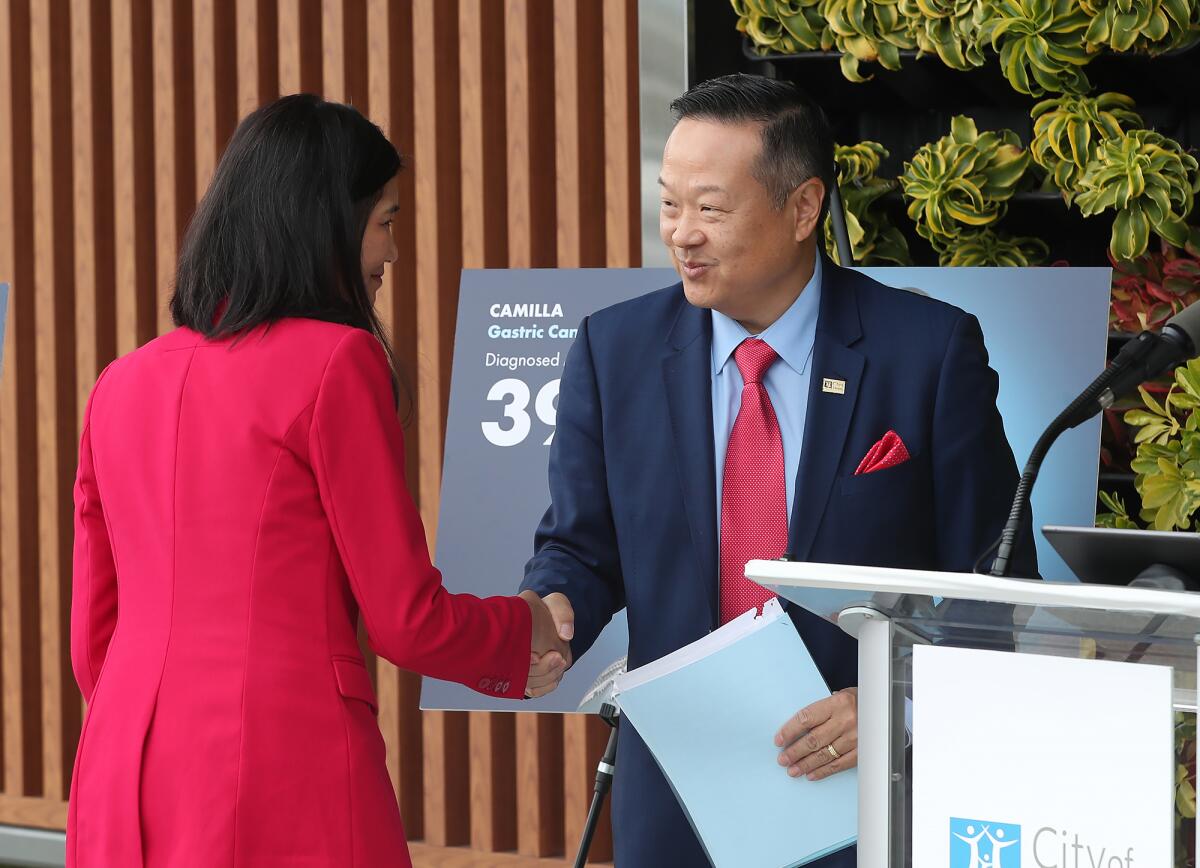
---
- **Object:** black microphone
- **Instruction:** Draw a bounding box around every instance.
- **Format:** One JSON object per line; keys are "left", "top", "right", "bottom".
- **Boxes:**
{"left": 1060, "top": 300, "right": 1200, "bottom": 430}
{"left": 989, "top": 300, "right": 1200, "bottom": 577}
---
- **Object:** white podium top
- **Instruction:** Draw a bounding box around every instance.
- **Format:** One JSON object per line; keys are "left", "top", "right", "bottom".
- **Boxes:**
{"left": 746, "top": 559, "right": 1200, "bottom": 618}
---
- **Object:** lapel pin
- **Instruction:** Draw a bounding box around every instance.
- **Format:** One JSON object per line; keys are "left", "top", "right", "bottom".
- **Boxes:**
{"left": 822, "top": 377, "right": 846, "bottom": 395}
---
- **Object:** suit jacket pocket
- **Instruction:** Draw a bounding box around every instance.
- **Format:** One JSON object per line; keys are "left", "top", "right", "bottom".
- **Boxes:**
{"left": 332, "top": 656, "right": 379, "bottom": 715}
{"left": 838, "top": 452, "right": 922, "bottom": 498}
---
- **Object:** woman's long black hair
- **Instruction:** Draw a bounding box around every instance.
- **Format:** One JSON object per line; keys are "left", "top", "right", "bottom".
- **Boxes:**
{"left": 170, "top": 94, "right": 403, "bottom": 400}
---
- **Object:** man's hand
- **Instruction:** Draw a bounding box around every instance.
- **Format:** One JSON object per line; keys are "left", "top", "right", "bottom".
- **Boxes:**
{"left": 774, "top": 687, "right": 858, "bottom": 780}
{"left": 520, "top": 592, "right": 574, "bottom": 698}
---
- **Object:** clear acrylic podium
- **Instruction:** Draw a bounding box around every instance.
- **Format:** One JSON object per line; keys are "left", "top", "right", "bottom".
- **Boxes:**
{"left": 745, "top": 559, "right": 1200, "bottom": 867}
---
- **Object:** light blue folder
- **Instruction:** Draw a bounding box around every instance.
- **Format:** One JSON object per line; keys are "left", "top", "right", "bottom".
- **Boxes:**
{"left": 614, "top": 600, "right": 857, "bottom": 867}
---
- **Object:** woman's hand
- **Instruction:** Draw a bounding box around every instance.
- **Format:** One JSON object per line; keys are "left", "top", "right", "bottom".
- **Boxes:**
{"left": 520, "top": 591, "right": 573, "bottom": 698}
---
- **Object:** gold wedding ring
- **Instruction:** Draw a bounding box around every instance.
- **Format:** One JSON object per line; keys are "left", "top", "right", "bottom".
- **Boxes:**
{"left": 825, "top": 743, "right": 840, "bottom": 760}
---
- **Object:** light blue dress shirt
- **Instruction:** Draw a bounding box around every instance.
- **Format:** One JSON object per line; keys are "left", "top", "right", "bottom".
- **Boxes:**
{"left": 712, "top": 256, "right": 823, "bottom": 532}
{"left": 711, "top": 258, "right": 914, "bottom": 733}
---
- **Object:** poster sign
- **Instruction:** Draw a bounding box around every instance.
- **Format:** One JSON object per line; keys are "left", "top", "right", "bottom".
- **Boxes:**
{"left": 422, "top": 267, "right": 1112, "bottom": 712}
{"left": 425, "top": 269, "right": 672, "bottom": 712}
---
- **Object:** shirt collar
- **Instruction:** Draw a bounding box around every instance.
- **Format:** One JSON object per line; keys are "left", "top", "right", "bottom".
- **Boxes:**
{"left": 711, "top": 256, "right": 823, "bottom": 378}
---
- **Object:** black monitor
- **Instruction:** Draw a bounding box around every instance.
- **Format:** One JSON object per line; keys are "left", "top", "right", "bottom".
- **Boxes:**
{"left": 1042, "top": 525, "right": 1200, "bottom": 590}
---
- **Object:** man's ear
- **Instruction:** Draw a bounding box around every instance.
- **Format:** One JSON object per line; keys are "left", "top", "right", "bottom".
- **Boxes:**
{"left": 791, "top": 177, "right": 826, "bottom": 244}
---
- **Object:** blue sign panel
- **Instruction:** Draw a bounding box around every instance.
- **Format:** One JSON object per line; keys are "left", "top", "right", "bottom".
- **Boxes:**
{"left": 422, "top": 266, "right": 1111, "bottom": 712}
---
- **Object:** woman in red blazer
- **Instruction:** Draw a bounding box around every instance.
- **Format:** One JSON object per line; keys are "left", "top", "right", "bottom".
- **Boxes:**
{"left": 67, "top": 95, "right": 568, "bottom": 868}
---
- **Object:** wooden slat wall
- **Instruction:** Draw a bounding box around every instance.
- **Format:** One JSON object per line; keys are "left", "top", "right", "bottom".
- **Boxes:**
{"left": 0, "top": 0, "right": 641, "bottom": 860}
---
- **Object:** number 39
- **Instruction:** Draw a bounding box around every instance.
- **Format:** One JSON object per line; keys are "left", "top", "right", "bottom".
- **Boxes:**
{"left": 481, "top": 378, "right": 561, "bottom": 447}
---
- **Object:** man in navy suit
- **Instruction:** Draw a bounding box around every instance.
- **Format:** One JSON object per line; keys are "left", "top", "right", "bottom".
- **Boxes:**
{"left": 521, "top": 74, "right": 1036, "bottom": 867}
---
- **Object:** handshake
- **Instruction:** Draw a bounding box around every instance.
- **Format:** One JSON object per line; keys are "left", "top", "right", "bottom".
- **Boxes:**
{"left": 518, "top": 591, "right": 575, "bottom": 699}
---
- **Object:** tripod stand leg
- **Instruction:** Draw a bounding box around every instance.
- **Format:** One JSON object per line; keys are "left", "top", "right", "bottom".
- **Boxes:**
{"left": 572, "top": 723, "right": 619, "bottom": 868}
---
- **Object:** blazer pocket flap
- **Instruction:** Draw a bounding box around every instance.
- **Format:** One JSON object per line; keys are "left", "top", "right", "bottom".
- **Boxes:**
{"left": 332, "top": 657, "right": 378, "bottom": 714}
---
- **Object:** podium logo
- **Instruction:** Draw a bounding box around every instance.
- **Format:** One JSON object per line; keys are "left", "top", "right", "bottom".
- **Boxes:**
{"left": 951, "top": 818, "right": 1021, "bottom": 868}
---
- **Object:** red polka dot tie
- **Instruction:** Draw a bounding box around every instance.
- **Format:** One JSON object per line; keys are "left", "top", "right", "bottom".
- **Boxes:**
{"left": 719, "top": 338, "right": 786, "bottom": 625}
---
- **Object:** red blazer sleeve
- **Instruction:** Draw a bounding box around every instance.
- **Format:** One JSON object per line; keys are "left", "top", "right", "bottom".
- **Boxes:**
{"left": 71, "top": 372, "right": 119, "bottom": 704}
{"left": 310, "top": 329, "right": 531, "bottom": 699}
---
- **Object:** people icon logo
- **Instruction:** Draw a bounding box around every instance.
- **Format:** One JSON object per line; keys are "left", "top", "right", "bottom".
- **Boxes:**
{"left": 950, "top": 817, "right": 1021, "bottom": 868}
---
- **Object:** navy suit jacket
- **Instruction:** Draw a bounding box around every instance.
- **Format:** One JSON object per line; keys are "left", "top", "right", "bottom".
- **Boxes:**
{"left": 521, "top": 261, "right": 1037, "bottom": 867}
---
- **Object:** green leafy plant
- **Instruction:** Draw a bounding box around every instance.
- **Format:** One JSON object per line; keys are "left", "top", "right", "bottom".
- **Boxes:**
{"left": 900, "top": 116, "right": 1032, "bottom": 246}
{"left": 1177, "top": 713, "right": 1197, "bottom": 866}
{"left": 901, "top": 0, "right": 987, "bottom": 68}
{"left": 826, "top": 141, "right": 913, "bottom": 265}
{"left": 1121, "top": 359, "right": 1200, "bottom": 529}
{"left": 978, "top": 0, "right": 1094, "bottom": 96}
{"left": 1110, "top": 239, "right": 1200, "bottom": 333}
{"left": 823, "top": 0, "right": 920, "bottom": 80}
{"left": 734, "top": 0, "right": 833, "bottom": 54}
{"left": 1095, "top": 490, "right": 1140, "bottom": 527}
{"left": 1081, "top": 0, "right": 1197, "bottom": 52}
{"left": 1075, "top": 129, "right": 1200, "bottom": 261}
{"left": 735, "top": 0, "right": 1200, "bottom": 90}
{"left": 1031, "top": 92, "right": 1144, "bottom": 201}
{"left": 937, "top": 228, "right": 1049, "bottom": 264}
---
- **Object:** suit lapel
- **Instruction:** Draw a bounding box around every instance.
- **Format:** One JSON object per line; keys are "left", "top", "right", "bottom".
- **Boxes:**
{"left": 661, "top": 293, "right": 718, "bottom": 625}
{"left": 789, "top": 262, "right": 865, "bottom": 562}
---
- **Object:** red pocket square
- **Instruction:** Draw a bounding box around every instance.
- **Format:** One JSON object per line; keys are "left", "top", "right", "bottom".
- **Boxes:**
{"left": 854, "top": 430, "right": 911, "bottom": 475}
